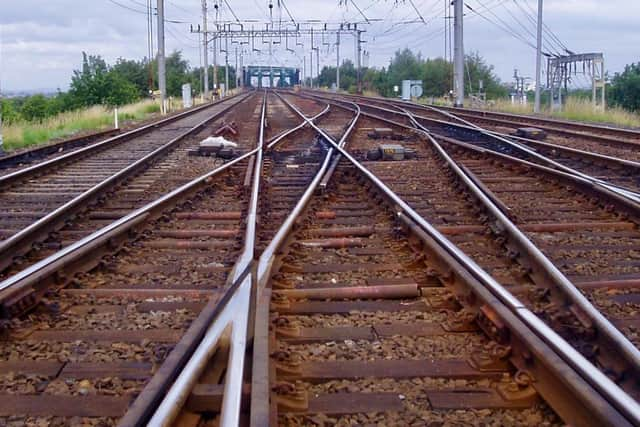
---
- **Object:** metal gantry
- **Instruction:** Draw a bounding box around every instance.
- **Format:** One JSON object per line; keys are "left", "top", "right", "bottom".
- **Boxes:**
{"left": 547, "top": 52, "right": 605, "bottom": 111}
{"left": 191, "top": 22, "right": 366, "bottom": 91}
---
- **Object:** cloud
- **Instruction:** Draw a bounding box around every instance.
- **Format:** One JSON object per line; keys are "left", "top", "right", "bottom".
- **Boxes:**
{"left": 1, "top": 0, "right": 638, "bottom": 91}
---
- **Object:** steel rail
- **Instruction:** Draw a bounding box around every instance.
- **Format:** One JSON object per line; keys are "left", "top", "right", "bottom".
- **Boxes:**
{"left": 146, "top": 92, "right": 266, "bottom": 427}
{"left": 0, "top": 93, "right": 255, "bottom": 273}
{"left": 278, "top": 93, "right": 640, "bottom": 425}
{"left": 420, "top": 104, "right": 640, "bottom": 203}
{"left": 250, "top": 91, "right": 360, "bottom": 426}
{"left": 146, "top": 92, "right": 335, "bottom": 427}
{"left": 407, "top": 112, "right": 640, "bottom": 381}
{"left": 0, "top": 92, "right": 329, "bottom": 425}
{"left": 431, "top": 103, "right": 640, "bottom": 142}
{"left": 308, "top": 89, "right": 640, "bottom": 145}
{"left": 0, "top": 93, "right": 246, "bottom": 188}
{"left": 0, "top": 128, "right": 121, "bottom": 172}
{"left": 266, "top": 104, "right": 330, "bottom": 149}
{"left": 302, "top": 91, "right": 640, "bottom": 204}
{"left": 295, "top": 91, "right": 640, "bottom": 382}
{"left": 259, "top": 92, "right": 359, "bottom": 283}
{"left": 0, "top": 149, "right": 259, "bottom": 305}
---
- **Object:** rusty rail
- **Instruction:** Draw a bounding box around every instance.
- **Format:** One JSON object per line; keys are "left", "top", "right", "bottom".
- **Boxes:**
{"left": 279, "top": 92, "right": 640, "bottom": 425}
{"left": 0, "top": 92, "right": 254, "bottom": 273}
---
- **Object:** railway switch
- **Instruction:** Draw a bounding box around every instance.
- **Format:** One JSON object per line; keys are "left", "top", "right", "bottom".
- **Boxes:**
{"left": 515, "top": 127, "right": 547, "bottom": 140}
{"left": 366, "top": 144, "right": 416, "bottom": 161}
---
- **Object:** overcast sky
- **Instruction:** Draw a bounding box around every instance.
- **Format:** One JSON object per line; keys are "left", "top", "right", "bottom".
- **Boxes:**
{"left": 1, "top": 0, "right": 639, "bottom": 92}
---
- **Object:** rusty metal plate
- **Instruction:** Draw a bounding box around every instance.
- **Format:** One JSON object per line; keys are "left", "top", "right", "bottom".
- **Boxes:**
{"left": 280, "top": 326, "right": 375, "bottom": 343}
{"left": 0, "top": 360, "right": 63, "bottom": 377}
{"left": 302, "top": 392, "right": 403, "bottom": 415}
{"left": 301, "top": 263, "right": 404, "bottom": 273}
{"left": 275, "top": 300, "right": 428, "bottom": 314}
{"left": 428, "top": 388, "right": 536, "bottom": 409}
{"left": 23, "top": 328, "right": 184, "bottom": 343}
{"left": 135, "top": 301, "right": 207, "bottom": 313}
{"left": 0, "top": 395, "right": 131, "bottom": 417}
{"left": 59, "top": 362, "right": 152, "bottom": 380}
{"left": 283, "top": 359, "right": 502, "bottom": 382}
{"left": 374, "top": 322, "right": 445, "bottom": 337}
{"left": 366, "top": 277, "right": 418, "bottom": 286}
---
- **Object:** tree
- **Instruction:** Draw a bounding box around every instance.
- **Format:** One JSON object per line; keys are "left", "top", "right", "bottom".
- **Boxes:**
{"left": 464, "top": 51, "right": 508, "bottom": 98}
{"left": 387, "top": 49, "right": 423, "bottom": 85}
{"left": 1, "top": 99, "right": 21, "bottom": 124}
{"left": 609, "top": 63, "right": 640, "bottom": 112}
{"left": 68, "top": 52, "right": 141, "bottom": 107}
{"left": 317, "top": 60, "right": 357, "bottom": 91}
{"left": 20, "top": 94, "right": 49, "bottom": 122}
{"left": 112, "top": 58, "right": 148, "bottom": 98}
{"left": 103, "top": 73, "right": 139, "bottom": 107}
{"left": 422, "top": 58, "right": 452, "bottom": 97}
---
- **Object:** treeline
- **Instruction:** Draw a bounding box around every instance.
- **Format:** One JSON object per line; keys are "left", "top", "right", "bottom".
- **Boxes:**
{"left": 316, "top": 49, "right": 509, "bottom": 99}
{"left": 1, "top": 51, "right": 236, "bottom": 125}
{"left": 609, "top": 62, "right": 640, "bottom": 112}
{"left": 3, "top": 48, "right": 639, "bottom": 127}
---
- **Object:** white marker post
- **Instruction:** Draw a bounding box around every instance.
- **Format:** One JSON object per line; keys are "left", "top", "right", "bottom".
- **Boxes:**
{"left": 114, "top": 107, "right": 119, "bottom": 129}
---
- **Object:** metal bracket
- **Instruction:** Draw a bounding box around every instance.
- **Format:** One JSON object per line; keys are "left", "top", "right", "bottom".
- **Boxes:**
{"left": 272, "top": 382, "right": 309, "bottom": 412}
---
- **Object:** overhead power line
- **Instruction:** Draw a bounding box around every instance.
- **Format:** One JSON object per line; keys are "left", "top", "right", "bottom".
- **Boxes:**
{"left": 107, "top": 0, "right": 148, "bottom": 15}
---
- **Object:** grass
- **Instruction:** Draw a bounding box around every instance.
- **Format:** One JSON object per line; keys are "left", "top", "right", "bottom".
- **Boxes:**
{"left": 485, "top": 97, "right": 640, "bottom": 129}
{"left": 2, "top": 99, "right": 163, "bottom": 152}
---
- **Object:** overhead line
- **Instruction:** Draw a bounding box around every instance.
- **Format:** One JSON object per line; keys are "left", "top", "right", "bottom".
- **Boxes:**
{"left": 106, "top": 0, "right": 148, "bottom": 15}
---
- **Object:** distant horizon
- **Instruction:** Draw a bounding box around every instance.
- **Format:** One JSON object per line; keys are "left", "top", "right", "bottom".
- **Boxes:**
{"left": 3, "top": 0, "right": 638, "bottom": 92}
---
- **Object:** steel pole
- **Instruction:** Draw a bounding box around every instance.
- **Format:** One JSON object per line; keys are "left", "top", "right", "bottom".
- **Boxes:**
{"left": 453, "top": 0, "right": 464, "bottom": 107}
{"left": 157, "top": 0, "right": 166, "bottom": 114}
{"left": 336, "top": 31, "right": 340, "bottom": 91}
{"left": 202, "top": 0, "right": 209, "bottom": 98}
{"left": 534, "top": 0, "right": 543, "bottom": 113}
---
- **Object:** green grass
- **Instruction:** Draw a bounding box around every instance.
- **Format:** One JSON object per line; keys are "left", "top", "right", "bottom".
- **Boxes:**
{"left": 3, "top": 99, "right": 163, "bottom": 152}
{"left": 487, "top": 97, "right": 640, "bottom": 128}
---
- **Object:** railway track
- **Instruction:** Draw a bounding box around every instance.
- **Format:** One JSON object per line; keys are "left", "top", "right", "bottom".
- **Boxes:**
{"left": 274, "top": 92, "right": 640, "bottom": 425}
{"left": 0, "top": 128, "right": 121, "bottom": 176}
{"left": 312, "top": 90, "right": 640, "bottom": 162}
{"left": 0, "top": 91, "right": 269, "bottom": 426}
{"left": 0, "top": 93, "right": 262, "bottom": 287}
{"left": 301, "top": 90, "right": 640, "bottom": 201}
{"left": 0, "top": 93, "right": 254, "bottom": 274}
{"left": 1, "top": 89, "right": 639, "bottom": 426}
{"left": 0, "top": 91, "right": 346, "bottom": 426}
{"left": 288, "top": 90, "right": 640, "bottom": 361}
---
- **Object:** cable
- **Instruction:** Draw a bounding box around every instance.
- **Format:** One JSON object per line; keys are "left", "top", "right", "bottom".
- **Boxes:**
{"left": 465, "top": 1, "right": 538, "bottom": 51}
{"left": 128, "top": 0, "right": 149, "bottom": 8}
{"left": 510, "top": 0, "right": 563, "bottom": 56}
{"left": 222, "top": 0, "right": 242, "bottom": 23}
{"left": 520, "top": 0, "right": 570, "bottom": 53}
{"left": 279, "top": 0, "right": 297, "bottom": 24}
{"left": 107, "top": 0, "right": 148, "bottom": 15}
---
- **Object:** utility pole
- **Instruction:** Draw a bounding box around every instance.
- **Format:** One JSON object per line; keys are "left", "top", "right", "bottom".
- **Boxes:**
{"left": 316, "top": 47, "right": 320, "bottom": 87}
{"left": 213, "top": 2, "right": 219, "bottom": 97}
{"left": 235, "top": 46, "right": 238, "bottom": 89}
{"left": 157, "top": 0, "right": 166, "bottom": 114}
{"left": 213, "top": 37, "right": 218, "bottom": 97}
{"left": 356, "top": 29, "right": 362, "bottom": 93}
{"left": 240, "top": 48, "right": 244, "bottom": 88}
{"left": 224, "top": 33, "right": 229, "bottom": 95}
{"left": 453, "top": 0, "right": 464, "bottom": 107}
{"left": 310, "top": 28, "right": 314, "bottom": 88}
{"left": 336, "top": 31, "right": 340, "bottom": 91}
{"left": 202, "top": 0, "right": 209, "bottom": 99}
{"left": 303, "top": 55, "right": 306, "bottom": 87}
{"left": 534, "top": 0, "right": 543, "bottom": 113}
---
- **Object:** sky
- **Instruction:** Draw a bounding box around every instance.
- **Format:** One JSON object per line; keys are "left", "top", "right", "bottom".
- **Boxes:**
{"left": 1, "top": 0, "right": 639, "bottom": 92}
